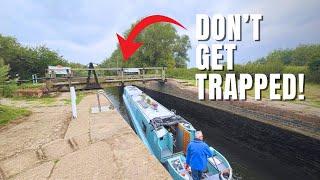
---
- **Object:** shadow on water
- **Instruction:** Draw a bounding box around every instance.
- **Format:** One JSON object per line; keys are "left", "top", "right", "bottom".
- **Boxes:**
{"left": 104, "top": 86, "right": 132, "bottom": 127}
{"left": 105, "top": 86, "right": 320, "bottom": 180}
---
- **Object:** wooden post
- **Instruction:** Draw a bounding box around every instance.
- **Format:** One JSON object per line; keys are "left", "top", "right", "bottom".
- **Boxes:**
{"left": 142, "top": 68, "right": 145, "bottom": 83}
{"left": 45, "top": 69, "right": 51, "bottom": 91}
{"left": 121, "top": 68, "right": 124, "bottom": 83}
{"left": 161, "top": 67, "right": 165, "bottom": 82}
{"left": 53, "top": 71, "right": 56, "bottom": 83}
{"left": 67, "top": 69, "right": 72, "bottom": 89}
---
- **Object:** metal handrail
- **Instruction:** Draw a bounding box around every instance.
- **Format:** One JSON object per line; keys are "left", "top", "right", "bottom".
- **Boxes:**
{"left": 96, "top": 90, "right": 114, "bottom": 112}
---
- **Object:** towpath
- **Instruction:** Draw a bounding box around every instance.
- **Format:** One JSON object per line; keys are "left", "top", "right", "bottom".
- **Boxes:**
{"left": 0, "top": 93, "right": 171, "bottom": 179}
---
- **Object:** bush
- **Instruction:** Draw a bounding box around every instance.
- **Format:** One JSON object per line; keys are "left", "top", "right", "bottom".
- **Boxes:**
{"left": 167, "top": 68, "right": 203, "bottom": 80}
{"left": 282, "top": 66, "right": 308, "bottom": 74}
{"left": 1, "top": 82, "right": 18, "bottom": 97}
{"left": 19, "top": 83, "right": 44, "bottom": 89}
{"left": 308, "top": 59, "right": 320, "bottom": 83}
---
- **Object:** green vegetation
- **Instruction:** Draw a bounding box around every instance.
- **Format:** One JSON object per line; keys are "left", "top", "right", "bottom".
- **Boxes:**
{"left": 76, "top": 92, "right": 85, "bottom": 104}
{"left": 0, "top": 58, "right": 9, "bottom": 82}
{"left": 0, "top": 22, "right": 319, "bottom": 107}
{"left": 172, "top": 77, "right": 320, "bottom": 107}
{"left": 0, "top": 34, "right": 69, "bottom": 79}
{"left": 1, "top": 56, "right": 17, "bottom": 98}
{"left": 0, "top": 34, "right": 86, "bottom": 81}
{"left": 18, "top": 83, "right": 45, "bottom": 89}
{"left": 100, "top": 23, "right": 191, "bottom": 69}
{"left": 54, "top": 159, "right": 60, "bottom": 164}
{"left": 167, "top": 68, "right": 201, "bottom": 80}
{"left": 1, "top": 82, "right": 46, "bottom": 98}
{"left": 1, "top": 82, "right": 18, "bottom": 97}
{"left": 168, "top": 44, "right": 320, "bottom": 83}
{"left": 12, "top": 95, "right": 56, "bottom": 105}
{"left": 167, "top": 44, "right": 320, "bottom": 107}
{"left": 0, "top": 105, "right": 31, "bottom": 125}
{"left": 62, "top": 91, "right": 86, "bottom": 105}
{"left": 246, "top": 83, "right": 320, "bottom": 107}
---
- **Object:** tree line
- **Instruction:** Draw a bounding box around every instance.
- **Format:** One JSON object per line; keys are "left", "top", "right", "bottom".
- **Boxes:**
{"left": 1, "top": 30, "right": 319, "bottom": 84}
{"left": 168, "top": 44, "right": 320, "bottom": 83}
{"left": 0, "top": 34, "right": 86, "bottom": 80}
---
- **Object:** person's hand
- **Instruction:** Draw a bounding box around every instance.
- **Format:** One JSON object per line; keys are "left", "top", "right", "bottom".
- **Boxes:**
{"left": 184, "top": 163, "right": 190, "bottom": 170}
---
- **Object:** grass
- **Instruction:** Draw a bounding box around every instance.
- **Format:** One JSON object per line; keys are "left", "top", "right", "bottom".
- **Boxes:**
{"left": 54, "top": 159, "right": 59, "bottom": 164}
{"left": 0, "top": 105, "right": 31, "bottom": 125}
{"left": 174, "top": 77, "right": 320, "bottom": 108}
{"left": 18, "top": 83, "right": 45, "bottom": 89}
{"left": 63, "top": 91, "right": 86, "bottom": 105}
{"left": 76, "top": 91, "right": 85, "bottom": 104}
{"left": 12, "top": 95, "right": 56, "bottom": 105}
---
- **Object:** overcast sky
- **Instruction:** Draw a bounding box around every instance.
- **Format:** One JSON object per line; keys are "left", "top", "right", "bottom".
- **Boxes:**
{"left": 0, "top": 0, "right": 319, "bottom": 67}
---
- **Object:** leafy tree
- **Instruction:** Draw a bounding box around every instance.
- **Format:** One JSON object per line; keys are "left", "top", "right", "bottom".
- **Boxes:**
{"left": 262, "top": 44, "right": 320, "bottom": 66}
{"left": 291, "top": 45, "right": 320, "bottom": 66}
{"left": 100, "top": 23, "right": 191, "bottom": 69}
{"left": 0, "top": 34, "right": 68, "bottom": 79}
{"left": 0, "top": 58, "right": 10, "bottom": 83}
{"left": 308, "top": 58, "right": 320, "bottom": 83}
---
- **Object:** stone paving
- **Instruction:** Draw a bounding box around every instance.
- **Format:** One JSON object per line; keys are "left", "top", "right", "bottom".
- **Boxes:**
{"left": 0, "top": 94, "right": 171, "bottom": 180}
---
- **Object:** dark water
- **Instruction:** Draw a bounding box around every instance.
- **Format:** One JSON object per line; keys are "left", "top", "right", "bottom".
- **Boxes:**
{"left": 105, "top": 86, "right": 320, "bottom": 180}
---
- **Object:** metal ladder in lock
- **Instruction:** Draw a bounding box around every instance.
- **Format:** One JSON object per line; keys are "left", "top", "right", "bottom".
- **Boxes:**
{"left": 92, "top": 90, "right": 114, "bottom": 113}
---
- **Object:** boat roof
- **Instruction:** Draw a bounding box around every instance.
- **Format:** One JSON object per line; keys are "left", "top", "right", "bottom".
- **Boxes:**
{"left": 124, "top": 86, "right": 174, "bottom": 121}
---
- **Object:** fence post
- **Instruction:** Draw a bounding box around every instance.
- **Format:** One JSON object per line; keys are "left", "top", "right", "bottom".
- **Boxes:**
{"left": 142, "top": 68, "right": 145, "bottom": 83}
{"left": 121, "top": 68, "right": 124, "bottom": 83}
{"left": 67, "top": 70, "right": 72, "bottom": 88}
{"left": 161, "top": 67, "right": 165, "bottom": 81}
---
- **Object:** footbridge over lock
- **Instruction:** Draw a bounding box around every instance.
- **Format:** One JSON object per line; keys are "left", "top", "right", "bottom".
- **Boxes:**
{"left": 45, "top": 64, "right": 166, "bottom": 92}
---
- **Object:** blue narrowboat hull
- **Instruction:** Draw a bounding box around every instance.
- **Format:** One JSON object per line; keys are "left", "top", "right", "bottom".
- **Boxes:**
{"left": 123, "top": 86, "right": 232, "bottom": 180}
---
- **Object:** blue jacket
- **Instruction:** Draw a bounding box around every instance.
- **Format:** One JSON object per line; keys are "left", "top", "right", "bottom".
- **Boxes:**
{"left": 186, "top": 139, "right": 213, "bottom": 171}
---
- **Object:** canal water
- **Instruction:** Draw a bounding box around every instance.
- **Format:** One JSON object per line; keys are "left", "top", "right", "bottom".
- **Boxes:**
{"left": 104, "top": 86, "right": 320, "bottom": 180}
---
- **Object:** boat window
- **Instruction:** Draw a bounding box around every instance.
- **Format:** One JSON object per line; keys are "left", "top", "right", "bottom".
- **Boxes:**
{"left": 142, "top": 122, "right": 147, "bottom": 134}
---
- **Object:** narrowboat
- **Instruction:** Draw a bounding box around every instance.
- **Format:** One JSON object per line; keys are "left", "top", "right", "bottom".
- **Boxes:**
{"left": 123, "top": 86, "right": 232, "bottom": 180}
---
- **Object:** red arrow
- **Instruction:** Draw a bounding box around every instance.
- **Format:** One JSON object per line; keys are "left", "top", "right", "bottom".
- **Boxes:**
{"left": 116, "top": 15, "right": 186, "bottom": 61}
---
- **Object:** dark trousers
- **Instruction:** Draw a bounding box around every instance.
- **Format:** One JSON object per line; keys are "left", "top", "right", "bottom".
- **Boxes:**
{"left": 191, "top": 168, "right": 203, "bottom": 180}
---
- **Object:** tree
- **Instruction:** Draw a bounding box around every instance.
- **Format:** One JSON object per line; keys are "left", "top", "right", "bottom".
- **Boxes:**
{"left": 308, "top": 58, "right": 320, "bottom": 83}
{"left": 0, "top": 58, "right": 10, "bottom": 83}
{"left": 100, "top": 22, "right": 191, "bottom": 69}
{"left": 0, "top": 34, "right": 69, "bottom": 79}
{"left": 262, "top": 44, "right": 320, "bottom": 66}
{"left": 0, "top": 58, "right": 10, "bottom": 96}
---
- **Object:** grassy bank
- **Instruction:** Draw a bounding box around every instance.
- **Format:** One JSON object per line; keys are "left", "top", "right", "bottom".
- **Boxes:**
{"left": 167, "top": 68, "right": 320, "bottom": 108}
{"left": 12, "top": 96, "right": 56, "bottom": 105}
{"left": 0, "top": 105, "right": 31, "bottom": 125}
{"left": 62, "top": 91, "right": 86, "bottom": 105}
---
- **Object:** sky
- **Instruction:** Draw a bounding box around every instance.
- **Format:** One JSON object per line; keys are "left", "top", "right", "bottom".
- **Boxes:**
{"left": 0, "top": 0, "right": 319, "bottom": 67}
